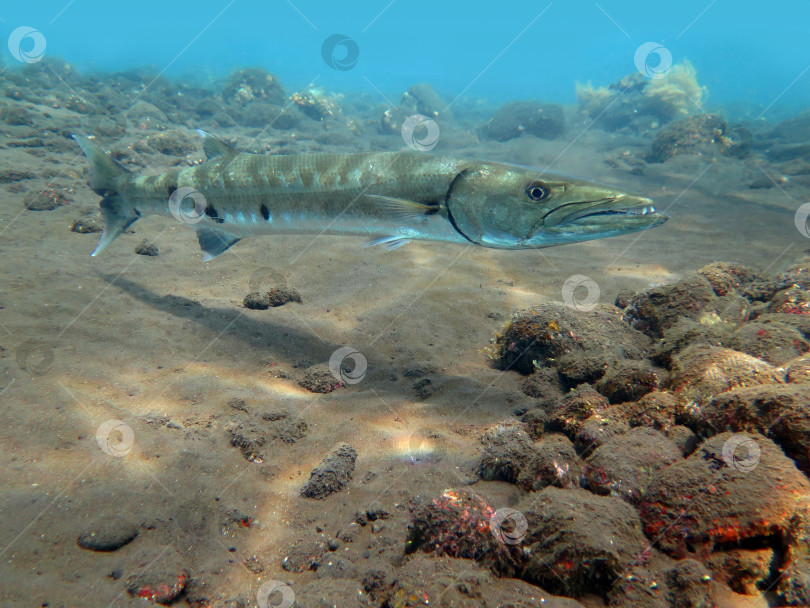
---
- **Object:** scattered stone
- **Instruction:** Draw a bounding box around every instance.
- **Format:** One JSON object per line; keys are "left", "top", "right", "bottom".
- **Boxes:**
{"left": 619, "top": 391, "right": 678, "bottom": 430}
{"left": 483, "top": 100, "right": 564, "bottom": 141}
{"left": 77, "top": 520, "right": 139, "bottom": 551}
{"left": 281, "top": 538, "right": 327, "bottom": 572}
{"left": 70, "top": 213, "right": 103, "bottom": 233}
{"left": 516, "top": 433, "right": 582, "bottom": 490}
{"left": 669, "top": 346, "right": 783, "bottom": 420}
{"left": 495, "top": 302, "right": 651, "bottom": 374}
{"left": 665, "top": 425, "right": 699, "bottom": 456}
{"left": 222, "top": 67, "right": 286, "bottom": 106}
{"left": 595, "top": 362, "right": 661, "bottom": 403}
{"left": 476, "top": 421, "right": 535, "bottom": 483}
{"left": 522, "top": 487, "right": 649, "bottom": 596}
{"left": 520, "top": 407, "right": 549, "bottom": 439}
{"left": 135, "top": 239, "right": 158, "bottom": 256}
{"left": 300, "top": 443, "right": 357, "bottom": 499}
{"left": 298, "top": 363, "right": 341, "bottom": 393}
{"left": 573, "top": 413, "right": 630, "bottom": 456}
{"left": 547, "top": 383, "right": 610, "bottom": 438}
{"left": 639, "top": 432, "right": 810, "bottom": 560}
{"left": 649, "top": 114, "right": 728, "bottom": 162}
{"left": 696, "top": 383, "right": 810, "bottom": 473}
{"left": 401, "top": 82, "right": 450, "bottom": 120}
{"left": 585, "top": 427, "right": 682, "bottom": 503}
{"left": 405, "top": 489, "right": 522, "bottom": 576}
{"left": 291, "top": 85, "right": 342, "bottom": 121}
{"left": 24, "top": 187, "right": 69, "bottom": 210}
{"left": 125, "top": 547, "right": 189, "bottom": 605}
{"left": 728, "top": 321, "right": 809, "bottom": 365}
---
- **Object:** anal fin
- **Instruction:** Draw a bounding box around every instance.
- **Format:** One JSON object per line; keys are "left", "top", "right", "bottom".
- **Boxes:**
{"left": 92, "top": 197, "right": 140, "bottom": 257}
{"left": 365, "top": 235, "right": 411, "bottom": 250}
{"left": 197, "top": 228, "right": 241, "bottom": 261}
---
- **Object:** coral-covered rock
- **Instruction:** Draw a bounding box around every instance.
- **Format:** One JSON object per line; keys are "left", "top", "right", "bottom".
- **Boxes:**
{"left": 496, "top": 303, "right": 651, "bottom": 374}
{"left": 728, "top": 321, "right": 809, "bottom": 365}
{"left": 522, "top": 487, "right": 649, "bottom": 596}
{"left": 476, "top": 421, "right": 535, "bottom": 482}
{"left": 547, "top": 384, "right": 610, "bottom": 438}
{"left": 586, "top": 427, "right": 682, "bottom": 504}
{"left": 517, "top": 434, "right": 582, "bottom": 490}
{"left": 639, "top": 433, "right": 810, "bottom": 560}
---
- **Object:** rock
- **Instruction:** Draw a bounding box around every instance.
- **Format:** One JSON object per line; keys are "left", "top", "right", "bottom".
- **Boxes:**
{"left": 698, "top": 262, "right": 771, "bottom": 299}
{"left": 405, "top": 489, "right": 523, "bottom": 576}
{"left": 496, "top": 302, "right": 652, "bottom": 374}
{"left": 300, "top": 443, "right": 357, "bottom": 499}
{"left": 70, "top": 213, "right": 103, "bottom": 233}
{"left": 547, "top": 383, "right": 610, "bottom": 438}
{"left": 638, "top": 432, "right": 810, "bottom": 559}
{"left": 705, "top": 548, "right": 774, "bottom": 595}
{"left": 125, "top": 101, "right": 168, "bottom": 130}
{"left": 290, "top": 86, "right": 342, "bottom": 121}
{"left": 585, "top": 427, "right": 682, "bottom": 503}
{"left": 783, "top": 353, "right": 810, "bottom": 383}
{"left": 520, "top": 367, "right": 563, "bottom": 400}
{"left": 618, "top": 391, "right": 678, "bottom": 430}
{"left": 77, "top": 520, "right": 139, "bottom": 551}
{"left": 295, "top": 579, "right": 366, "bottom": 607}
{"left": 665, "top": 425, "right": 699, "bottom": 456}
{"left": 522, "top": 487, "right": 649, "bottom": 596}
{"left": 298, "top": 363, "right": 341, "bottom": 393}
{"left": 281, "top": 537, "right": 327, "bottom": 572}
{"left": 24, "top": 187, "right": 69, "bottom": 211}
{"left": 622, "top": 273, "right": 718, "bottom": 338}
{"left": 595, "top": 362, "right": 661, "bottom": 403}
{"left": 134, "top": 239, "right": 158, "bottom": 256}
{"left": 573, "top": 413, "right": 630, "bottom": 456}
{"left": 607, "top": 565, "right": 670, "bottom": 608}
{"left": 696, "top": 383, "right": 810, "bottom": 473}
{"left": 145, "top": 129, "right": 196, "bottom": 156}
{"left": 222, "top": 68, "right": 286, "bottom": 106}
{"left": 483, "top": 101, "right": 564, "bottom": 141}
{"left": 728, "top": 321, "right": 809, "bottom": 365}
{"left": 243, "top": 287, "right": 301, "bottom": 309}
{"left": 476, "top": 421, "right": 535, "bottom": 482}
{"left": 125, "top": 547, "right": 189, "bottom": 605}
{"left": 516, "top": 433, "right": 582, "bottom": 490}
{"left": 669, "top": 346, "right": 783, "bottom": 420}
{"left": 557, "top": 353, "right": 612, "bottom": 388}
{"left": 649, "top": 114, "right": 727, "bottom": 162}
{"left": 664, "top": 559, "right": 713, "bottom": 608}
{"left": 520, "top": 407, "right": 549, "bottom": 439}
{"left": 401, "top": 82, "right": 450, "bottom": 120}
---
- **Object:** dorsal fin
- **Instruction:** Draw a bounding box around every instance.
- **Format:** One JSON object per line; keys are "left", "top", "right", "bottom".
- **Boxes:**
{"left": 196, "top": 129, "right": 238, "bottom": 160}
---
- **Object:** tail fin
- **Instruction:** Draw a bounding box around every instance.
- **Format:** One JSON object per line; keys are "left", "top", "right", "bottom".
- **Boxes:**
{"left": 72, "top": 135, "right": 139, "bottom": 256}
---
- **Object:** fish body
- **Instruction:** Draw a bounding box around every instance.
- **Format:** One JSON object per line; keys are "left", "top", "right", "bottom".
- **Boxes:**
{"left": 74, "top": 131, "right": 667, "bottom": 260}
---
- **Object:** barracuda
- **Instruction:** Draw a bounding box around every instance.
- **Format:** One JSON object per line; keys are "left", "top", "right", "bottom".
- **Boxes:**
{"left": 74, "top": 131, "right": 667, "bottom": 261}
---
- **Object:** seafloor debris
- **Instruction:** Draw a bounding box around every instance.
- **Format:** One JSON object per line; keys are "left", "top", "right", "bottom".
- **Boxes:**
{"left": 77, "top": 519, "right": 139, "bottom": 552}
{"left": 243, "top": 287, "right": 302, "bottom": 309}
{"left": 300, "top": 443, "right": 357, "bottom": 499}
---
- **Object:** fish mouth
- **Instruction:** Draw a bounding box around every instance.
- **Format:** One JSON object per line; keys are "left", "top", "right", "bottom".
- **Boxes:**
{"left": 547, "top": 197, "right": 668, "bottom": 228}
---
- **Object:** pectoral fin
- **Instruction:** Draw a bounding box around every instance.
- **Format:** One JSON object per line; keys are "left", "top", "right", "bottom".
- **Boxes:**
{"left": 365, "top": 195, "right": 438, "bottom": 220}
{"left": 197, "top": 228, "right": 241, "bottom": 261}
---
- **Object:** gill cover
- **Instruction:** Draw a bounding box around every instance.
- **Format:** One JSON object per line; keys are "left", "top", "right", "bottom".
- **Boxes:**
{"left": 445, "top": 166, "right": 537, "bottom": 249}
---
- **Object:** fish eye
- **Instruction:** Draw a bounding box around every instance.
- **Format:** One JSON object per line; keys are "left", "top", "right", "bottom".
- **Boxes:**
{"left": 526, "top": 181, "right": 550, "bottom": 202}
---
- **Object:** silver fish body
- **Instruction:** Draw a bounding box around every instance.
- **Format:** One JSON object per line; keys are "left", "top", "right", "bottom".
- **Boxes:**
{"left": 74, "top": 131, "right": 668, "bottom": 260}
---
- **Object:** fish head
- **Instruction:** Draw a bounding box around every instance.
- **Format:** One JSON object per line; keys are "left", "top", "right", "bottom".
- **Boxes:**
{"left": 445, "top": 163, "right": 668, "bottom": 249}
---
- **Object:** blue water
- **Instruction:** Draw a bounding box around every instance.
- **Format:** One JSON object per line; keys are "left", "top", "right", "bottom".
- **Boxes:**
{"left": 2, "top": 0, "right": 809, "bottom": 116}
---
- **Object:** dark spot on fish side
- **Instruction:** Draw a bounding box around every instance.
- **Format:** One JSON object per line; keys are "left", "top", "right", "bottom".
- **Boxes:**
{"left": 205, "top": 204, "right": 224, "bottom": 224}
{"left": 260, "top": 204, "right": 270, "bottom": 221}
